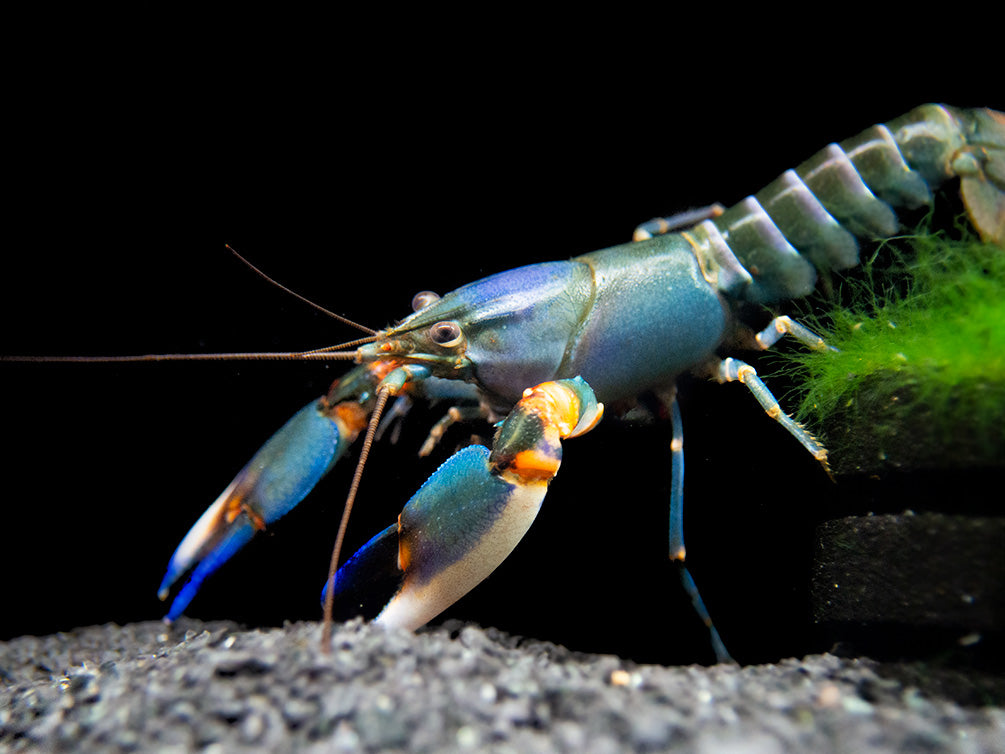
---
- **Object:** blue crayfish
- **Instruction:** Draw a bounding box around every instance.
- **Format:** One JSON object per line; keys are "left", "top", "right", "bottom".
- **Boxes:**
{"left": 13, "top": 104, "right": 1003, "bottom": 661}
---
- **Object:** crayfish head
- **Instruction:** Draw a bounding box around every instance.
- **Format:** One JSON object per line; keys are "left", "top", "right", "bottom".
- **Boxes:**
{"left": 357, "top": 316, "right": 473, "bottom": 377}
{"left": 361, "top": 261, "right": 595, "bottom": 405}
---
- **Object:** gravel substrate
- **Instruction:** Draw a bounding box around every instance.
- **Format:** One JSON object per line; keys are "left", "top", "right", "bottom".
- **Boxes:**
{"left": 1, "top": 619, "right": 1002, "bottom": 753}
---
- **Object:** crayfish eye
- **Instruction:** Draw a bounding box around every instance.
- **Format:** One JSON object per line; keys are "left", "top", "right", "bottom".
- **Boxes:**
{"left": 429, "top": 320, "right": 463, "bottom": 348}
{"left": 411, "top": 290, "right": 440, "bottom": 311}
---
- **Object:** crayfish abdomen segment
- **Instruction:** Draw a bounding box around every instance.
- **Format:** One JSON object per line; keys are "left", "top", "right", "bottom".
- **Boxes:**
{"left": 683, "top": 105, "right": 1004, "bottom": 306}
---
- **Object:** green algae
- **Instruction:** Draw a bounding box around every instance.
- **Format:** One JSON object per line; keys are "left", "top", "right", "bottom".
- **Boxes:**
{"left": 780, "top": 227, "right": 1005, "bottom": 474}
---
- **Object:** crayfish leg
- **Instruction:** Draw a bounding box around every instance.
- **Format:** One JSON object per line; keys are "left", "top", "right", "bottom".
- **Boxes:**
{"left": 632, "top": 204, "right": 726, "bottom": 242}
{"left": 714, "top": 357, "right": 831, "bottom": 477}
{"left": 753, "top": 315, "right": 836, "bottom": 353}
{"left": 418, "top": 405, "right": 488, "bottom": 457}
{"left": 662, "top": 388, "right": 735, "bottom": 664}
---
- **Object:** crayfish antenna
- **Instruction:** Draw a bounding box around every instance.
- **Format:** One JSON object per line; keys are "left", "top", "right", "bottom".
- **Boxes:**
{"left": 320, "top": 384, "right": 393, "bottom": 652}
{"left": 4, "top": 247, "right": 375, "bottom": 364}
{"left": 226, "top": 244, "right": 376, "bottom": 335}
{"left": 0, "top": 350, "right": 361, "bottom": 364}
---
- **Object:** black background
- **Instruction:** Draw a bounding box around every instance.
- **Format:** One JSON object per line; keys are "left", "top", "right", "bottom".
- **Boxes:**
{"left": 2, "top": 58, "right": 999, "bottom": 665}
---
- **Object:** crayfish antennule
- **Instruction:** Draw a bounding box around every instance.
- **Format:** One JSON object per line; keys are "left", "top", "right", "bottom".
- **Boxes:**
{"left": 225, "top": 244, "right": 377, "bottom": 335}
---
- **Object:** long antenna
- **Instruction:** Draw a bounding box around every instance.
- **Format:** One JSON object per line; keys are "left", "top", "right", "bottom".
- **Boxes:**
{"left": 4, "top": 248, "right": 381, "bottom": 364}
{"left": 1, "top": 351, "right": 361, "bottom": 364}
{"left": 320, "top": 384, "right": 393, "bottom": 652}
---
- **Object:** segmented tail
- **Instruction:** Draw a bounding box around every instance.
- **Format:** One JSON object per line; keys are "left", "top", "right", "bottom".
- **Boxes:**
{"left": 683, "top": 105, "right": 1005, "bottom": 304}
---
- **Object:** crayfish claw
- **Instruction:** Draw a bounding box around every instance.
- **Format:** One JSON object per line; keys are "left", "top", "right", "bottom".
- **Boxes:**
{"left": 158, "top": 395, "right": 366, "bottom": 620}
{"left": 325, "top": 378, "right": 603, "bottom": 632}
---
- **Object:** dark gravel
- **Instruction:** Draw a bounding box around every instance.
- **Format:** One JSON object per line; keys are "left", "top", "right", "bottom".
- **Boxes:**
{"left": 2, "top": 619, "right": 1002, "bottom": 752}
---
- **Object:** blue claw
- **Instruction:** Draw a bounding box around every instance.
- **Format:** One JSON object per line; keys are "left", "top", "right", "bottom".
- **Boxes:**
{"left": 323, "top": 445, "right": 525, "bottom": 628}
{"left": 160, "top": 521, "right": 257, "bottom": 622}
{"left": 325, "top": 378, "right": 603, "bottom": 631}
{"left": 159, "top": 398, "right": 365, "bottom": 621}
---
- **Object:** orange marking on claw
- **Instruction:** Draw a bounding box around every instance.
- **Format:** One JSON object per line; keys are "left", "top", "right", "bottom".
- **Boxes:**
{"left": 397, "top": 514, "right": 411, "bottom": 572}
{"left": 223, "top": 495, "right": 266, "bottom": 530}
{"left": 511, "top": 449, "right": 561, "bottom": 480}
{"left": 242, "top": 503, "right": 267, "bottom": 531}
{"left": 333, "top": 401, "right": 369, "bottom": 434}
{"left": 224, "top": 496, "right": 244, "bottom": 524}
{"left": 522, "top": 382, "right": 582, "bottom": 437}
